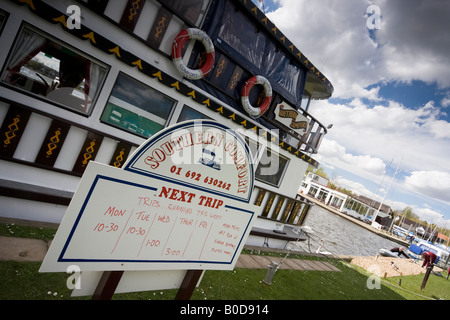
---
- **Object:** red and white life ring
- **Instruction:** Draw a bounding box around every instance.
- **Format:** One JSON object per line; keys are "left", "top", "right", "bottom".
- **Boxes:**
{"left": 241, "top": 76, "right": 272, "bottom": 118}
{"left": 172, "top": 28, "right": 215, "bottom": 80}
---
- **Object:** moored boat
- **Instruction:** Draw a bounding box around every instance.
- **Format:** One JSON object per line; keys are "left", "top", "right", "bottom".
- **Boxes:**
{"left": 408, "top": 238, "right": 450, "bottom": 268}
{"left": 378, "top": 248, "right": 401, "bottom": 258}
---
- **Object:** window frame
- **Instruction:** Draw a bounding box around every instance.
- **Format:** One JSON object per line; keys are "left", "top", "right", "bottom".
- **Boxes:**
{"left": 0, "top": 9, "right": 8, "bottom": 36}
{"left": 100, "top": 72, "right": 177, "bottom": 139}
{"left": 254, "top": 146, "right": 290, "bottom": 188}
{"left": 177, "top": 104, "right": 211, "bottom": 122}
{"left": 0, "top": 23, "right": 109, "bottom": 117}
{"left": 162, "top": 0, "right": 212, "bottom": 27}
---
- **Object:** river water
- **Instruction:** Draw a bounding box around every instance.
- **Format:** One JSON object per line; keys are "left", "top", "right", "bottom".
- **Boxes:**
{"left": 294, "top": 205, "right": 404, "bottom": 257}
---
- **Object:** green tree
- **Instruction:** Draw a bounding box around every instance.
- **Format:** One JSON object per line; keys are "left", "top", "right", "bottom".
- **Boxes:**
{"left": 313, "top": 166, "right": 328, "bottom": 179}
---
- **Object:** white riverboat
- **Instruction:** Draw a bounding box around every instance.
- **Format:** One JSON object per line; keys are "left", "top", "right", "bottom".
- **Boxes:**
{"left": 0, "top": 0, "right": 333, "bottom": 250}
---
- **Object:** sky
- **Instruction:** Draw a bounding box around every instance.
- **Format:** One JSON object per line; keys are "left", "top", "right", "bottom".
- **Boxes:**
{"left": 252, "top": 0, "right": 450, "bottom": 228}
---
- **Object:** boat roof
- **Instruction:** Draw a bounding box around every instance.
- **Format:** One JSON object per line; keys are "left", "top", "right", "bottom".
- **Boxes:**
{"left": 238, "top": 0, "right": 334, "bottom": 100}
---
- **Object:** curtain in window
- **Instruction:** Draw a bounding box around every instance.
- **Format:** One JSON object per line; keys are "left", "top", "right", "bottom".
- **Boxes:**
{"left": 7, "top": 27, "right": 46, "bottom": 73}
{"left": 84, "top": 60, "right": 105, "bottom": 99}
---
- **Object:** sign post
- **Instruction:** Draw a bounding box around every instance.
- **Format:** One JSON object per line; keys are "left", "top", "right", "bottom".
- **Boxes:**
{"left": 40, "top": 120, "right": 257, "bottom": 298}
{"left": 174, "top": 270, "right": 204, "bottom": 300}
{"left": 420, "top": 265, "right": 433, "bottom": 290}
{"left": 92, "top": 270, "right": 124, "bottom": 300}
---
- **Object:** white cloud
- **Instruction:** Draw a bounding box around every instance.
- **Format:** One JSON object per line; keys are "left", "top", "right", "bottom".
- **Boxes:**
{"left": 441, "top": 96, "right": 450, "bottom": 108}
{"left": 310, "top": 99, "right": 450, "bottom": 175}
{"left": 317, "top": 139, "right": 386, "bottom": 181}
{"left": 308, "top": 98, "right": 450, "bottom": 227}
{"left": 267, "top": 0, "right": 450, "bottom": 98}
{"left": 265, "top": 0, "right": 450, "bottom": 226}
{"left": 334, "top": 176, "right": 377, "bottom": 198}
{"left": 385, "top": 198, "right": 449, "bottom": 226}
{"left": 404, "top": 171, "right": 450, "bottom": 205}
{"left": 413, "top": 207, "right": 449, "bottom": 226}
{"left": 375, "top": 0, "right": 450, "bottom": 89}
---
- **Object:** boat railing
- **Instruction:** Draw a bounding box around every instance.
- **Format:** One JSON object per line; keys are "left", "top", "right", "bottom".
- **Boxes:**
{"left": 297, "top": 110, "right": 329, "bottom": 155}
{"left": 250, "top": 185, "right": 313, "bottom": 226}
{"left": 267, "top": 105, "right": 329, "bottom": 155}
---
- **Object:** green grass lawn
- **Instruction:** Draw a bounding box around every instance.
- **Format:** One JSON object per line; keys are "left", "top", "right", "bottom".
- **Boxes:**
{"left": 1, "top": 222, "right": 449, "bottom": 300}
{"left": 1, "top": 259, "right": 448, "bottom": 300}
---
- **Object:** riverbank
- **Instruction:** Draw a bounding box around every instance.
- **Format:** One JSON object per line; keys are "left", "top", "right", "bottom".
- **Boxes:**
{"left": 1, "top": 221, "right": 449, "bottom": 301}
{"left": 302, "top": 194, "right": 410, "bottom": 247}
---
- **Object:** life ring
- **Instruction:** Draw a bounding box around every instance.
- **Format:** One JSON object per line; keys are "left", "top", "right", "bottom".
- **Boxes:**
{"left": 172, "top": 28, "right": 215, "bottom": 80}
{"left": 241, "top": 76, "right": 272, "bottom": 118}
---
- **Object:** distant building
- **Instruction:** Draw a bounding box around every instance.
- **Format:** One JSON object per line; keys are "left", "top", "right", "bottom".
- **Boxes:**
{"left": 299, "top": 172, "right": 394, "bottom": 230}
{"left": 397, "top": 217, "right": 425, "bottom": 234}
{"left": 347, "top": 195, "right": 394, "bottom": 230}
{"left": 299, "top": 172, "right": 348, "bottom": 211}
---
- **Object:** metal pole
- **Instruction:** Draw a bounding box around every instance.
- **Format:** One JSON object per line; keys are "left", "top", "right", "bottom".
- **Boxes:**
{"left": 372, "top": 159, "right": 402, "bottom": 223}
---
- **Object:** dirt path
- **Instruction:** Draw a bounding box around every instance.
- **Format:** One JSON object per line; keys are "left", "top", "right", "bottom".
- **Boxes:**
{"left": 351, "top": 256, "right": 443, "bottom": 277}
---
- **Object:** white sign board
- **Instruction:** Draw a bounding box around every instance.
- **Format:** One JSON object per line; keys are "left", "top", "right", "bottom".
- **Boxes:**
{"left": 40, "top": 120, "right": 257, "bottom": 274}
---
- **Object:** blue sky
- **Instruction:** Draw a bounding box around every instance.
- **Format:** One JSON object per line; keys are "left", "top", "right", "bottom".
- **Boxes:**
{"left": 253, "top": 0, "right": 450, "bottom": 228}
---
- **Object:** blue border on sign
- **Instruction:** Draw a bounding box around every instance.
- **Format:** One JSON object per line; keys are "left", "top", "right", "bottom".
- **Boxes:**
{"left": 57, "top": 175, "right": 255, "bottom": 266}
{"left": 58, "top": 175, "right": 158, "bottom": 262}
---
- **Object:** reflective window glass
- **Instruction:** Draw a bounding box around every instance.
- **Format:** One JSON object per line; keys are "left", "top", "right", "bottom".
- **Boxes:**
{"left": 255, "top": 147, "right": 289, "bottom": 187}
{"left": 1, "top": 25, "right": 107, "bottom": 114}
{"left": 101, "top": 73, "right": 176, "bottom": 138}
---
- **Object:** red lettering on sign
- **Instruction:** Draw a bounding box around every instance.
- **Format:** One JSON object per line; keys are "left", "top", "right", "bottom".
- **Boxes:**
{"left": 198, "top": 195, "right": 224, "bottom": 209}
{"left": 158, "top": 186, "right": 196, "bottom": 203}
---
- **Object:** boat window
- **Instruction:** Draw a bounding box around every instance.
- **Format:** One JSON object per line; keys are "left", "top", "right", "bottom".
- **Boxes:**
{"left": 262, "top": 42, "right": 304, "bottom": 99}
{"left": 0, "top": 10, "right": 6, "bottom": 35}
{"left": 255, "top": 147, "right": 289, "bottom": 187}
{"left": 164, "top": 0, "right": 211, "bottom": 26}
{"left": 100, "top": 73, "right": 176, "bottom": 138}
{"left": 85, "top": 0, "right": 109, "bottom": 14}
{"left": 244, "top": 137, "right": 262, "bottom": 165}
{"left": 177, "top": 105, "right": 211, "bottom": 122}
{"left": 1, "top": 25, "right": 107, "bottom": 115}
{"left": 217, "top": 1, "right": 267, "bottom": 69}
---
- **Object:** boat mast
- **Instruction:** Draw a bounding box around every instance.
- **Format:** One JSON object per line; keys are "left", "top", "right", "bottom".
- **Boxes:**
{"left": 371, "top": 158, "right": 402, "bottom": 225}
{"left": 368, "top": 158, "right": 393, "bottom": 219}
